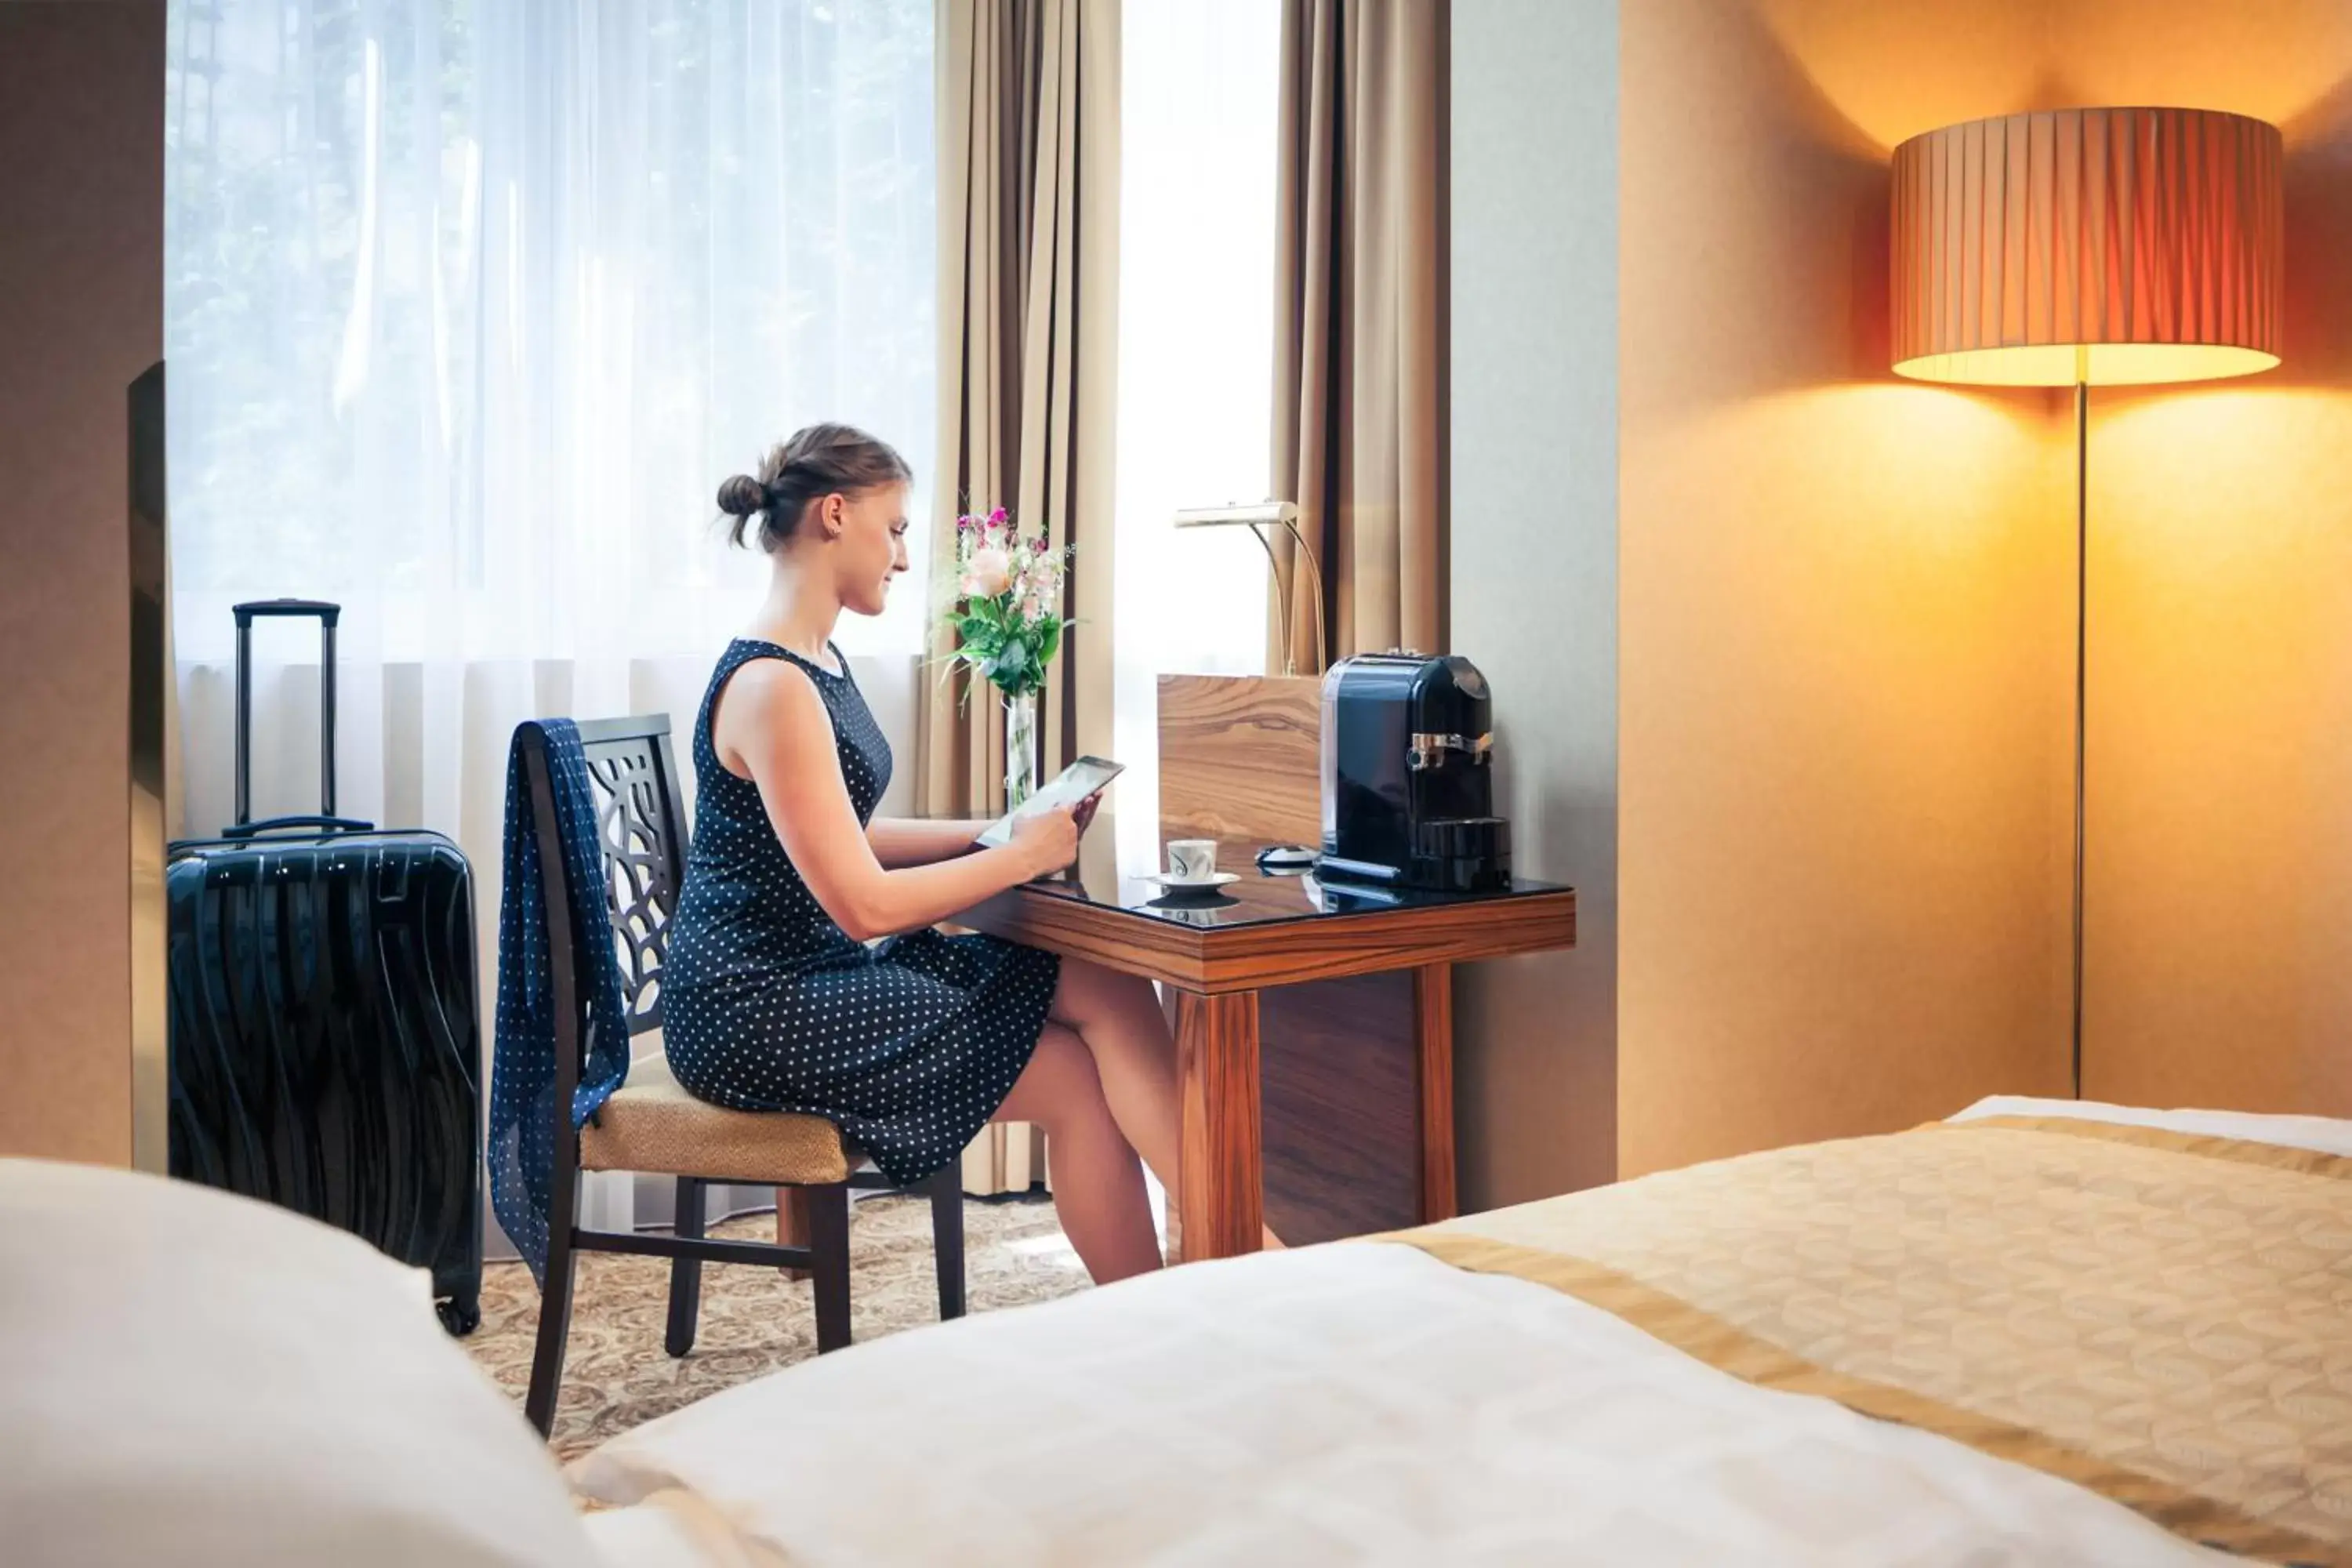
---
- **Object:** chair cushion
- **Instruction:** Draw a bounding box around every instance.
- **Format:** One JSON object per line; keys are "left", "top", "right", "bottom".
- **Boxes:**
{"left": 582, "top": 1054, "right": 850, "bottom": 1186}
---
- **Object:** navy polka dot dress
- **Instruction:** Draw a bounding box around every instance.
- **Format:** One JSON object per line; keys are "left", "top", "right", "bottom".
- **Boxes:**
{"left": 662, "top": 638, "right": 1060, "bottom": 1187}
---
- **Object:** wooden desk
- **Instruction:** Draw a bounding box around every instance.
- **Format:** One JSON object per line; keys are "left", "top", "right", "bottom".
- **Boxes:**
{"left": 956, "top": 847, "right": 1574, "bottom": 1260}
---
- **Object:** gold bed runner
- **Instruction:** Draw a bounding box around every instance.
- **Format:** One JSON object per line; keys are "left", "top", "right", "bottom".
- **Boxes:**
{"left": 1379, "top": 1116, "right": 2352, "bottom": 1566}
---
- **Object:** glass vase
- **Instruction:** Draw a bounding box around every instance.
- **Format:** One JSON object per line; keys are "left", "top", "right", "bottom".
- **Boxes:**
{"left": 1004, "top": 688, "right": 1040, "bottom": 809}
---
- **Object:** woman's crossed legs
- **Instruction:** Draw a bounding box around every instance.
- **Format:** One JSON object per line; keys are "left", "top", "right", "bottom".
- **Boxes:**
{"left": 993, "top": 957, "right": 1279, "bottom": 1284}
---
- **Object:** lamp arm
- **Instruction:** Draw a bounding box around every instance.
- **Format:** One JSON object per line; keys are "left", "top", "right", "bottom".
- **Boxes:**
{"left": 1243, "top": 521, "right": 1297, "bottom": 677}
{"left": 1277, "top": 516, "right": 1328, "bottom": 674}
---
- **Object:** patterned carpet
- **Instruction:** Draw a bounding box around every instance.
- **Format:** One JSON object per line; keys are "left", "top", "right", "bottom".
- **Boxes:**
{"left": 463, "top": 1192, "right": 1092, "bottom": 1460}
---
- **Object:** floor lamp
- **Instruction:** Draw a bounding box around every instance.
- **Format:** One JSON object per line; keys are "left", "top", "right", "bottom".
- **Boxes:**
{"left": 1889, "top": 107, "right": 2285, "bottom": 1098}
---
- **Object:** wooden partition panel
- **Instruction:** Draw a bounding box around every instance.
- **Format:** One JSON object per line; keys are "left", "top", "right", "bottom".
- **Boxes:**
{"left": 1259, "top": 975, "right": 1420, "bottom": 1241}
{"left": 1156, "top": 674, "right": 1322, "bottom": 845}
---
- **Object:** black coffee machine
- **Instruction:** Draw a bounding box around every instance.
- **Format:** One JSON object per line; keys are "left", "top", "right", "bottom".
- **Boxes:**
{"left": 1316, "top": 652, "right": 1510, "bottom": 891}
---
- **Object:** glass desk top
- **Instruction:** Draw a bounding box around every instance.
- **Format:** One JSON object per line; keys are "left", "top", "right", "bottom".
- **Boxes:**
{"left": 1015, "top": 833, "right": 1572, "bottom": 933}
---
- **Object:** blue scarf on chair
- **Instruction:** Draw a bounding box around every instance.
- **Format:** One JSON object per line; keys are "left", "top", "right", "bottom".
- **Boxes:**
{"left": 486, "top": 719, "right": 630, "bottom": 1286}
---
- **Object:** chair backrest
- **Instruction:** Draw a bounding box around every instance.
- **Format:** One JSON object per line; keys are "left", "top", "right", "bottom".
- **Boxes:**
{"left": 517, "top": 714, "right": 691, "bottom": 1041}
{"left": 512, "top": 716, "right": 688, "bottom": 1236}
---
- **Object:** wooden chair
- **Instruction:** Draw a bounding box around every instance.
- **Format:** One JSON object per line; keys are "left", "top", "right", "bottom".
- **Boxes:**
{"left": 518, "top": 715, "right": 965, "bottom": 1438}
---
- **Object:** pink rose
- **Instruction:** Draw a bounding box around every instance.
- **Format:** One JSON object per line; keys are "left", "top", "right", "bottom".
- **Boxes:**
{"left": 966, "top": 545, "right": 1011, "bottom": 597}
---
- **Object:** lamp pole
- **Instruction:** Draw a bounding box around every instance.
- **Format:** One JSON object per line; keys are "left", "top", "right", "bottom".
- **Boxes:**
{"left": 2071, "top": 372, "right": 2089, "bottom": 1101}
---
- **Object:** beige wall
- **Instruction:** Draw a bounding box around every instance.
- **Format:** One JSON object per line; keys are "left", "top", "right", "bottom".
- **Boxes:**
{"left": 2054, "top": 2, "right": 2352, "bottom": 1116}
{"left": 1450, "top": 0, "right": 1620, "bottom": 1207}
{"left": 0, "top": 2, "right": 166, "bottom": 1164}
{"left": 1617, "top": 0, "right": 2352, "bottom": 1174}
{"left": 1617, "top": 0, "right": 2076, "bottom": 1177}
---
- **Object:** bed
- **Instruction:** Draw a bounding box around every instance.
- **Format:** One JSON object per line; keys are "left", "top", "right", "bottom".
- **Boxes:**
{"left": 572, "top": 1098, "right": 2352, "bottom": 1567}
{"left": 11, "top": 1097, "right": 2347, "bottom": 1566}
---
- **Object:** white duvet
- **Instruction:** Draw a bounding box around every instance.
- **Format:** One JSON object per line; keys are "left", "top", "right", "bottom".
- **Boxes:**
{"left": 573, "top": 1099, "right": 2333, "bottom": 1566}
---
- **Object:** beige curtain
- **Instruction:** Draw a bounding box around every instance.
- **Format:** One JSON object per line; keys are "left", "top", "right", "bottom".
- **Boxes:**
{"left": 925, "top": 0, "right": 1120, "bottom": 1194}
{"left": 1272, "top": 0, "right": 1447, "bottom": 670}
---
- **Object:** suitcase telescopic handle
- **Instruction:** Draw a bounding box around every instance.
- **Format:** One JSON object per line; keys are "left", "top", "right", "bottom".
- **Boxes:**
{"left": 233, "top": 600, "right": 343, "bottom": 828}
{"left": 223, "top": 815, "right": 376, "bottom": 840}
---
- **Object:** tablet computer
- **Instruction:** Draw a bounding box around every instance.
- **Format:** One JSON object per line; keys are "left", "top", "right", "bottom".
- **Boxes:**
{"left": 975, "top": 755, "right": 1123, "bottom": 848}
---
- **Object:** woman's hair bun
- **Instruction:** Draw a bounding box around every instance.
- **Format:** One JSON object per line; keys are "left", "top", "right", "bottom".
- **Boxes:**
{"left": 719, "top": 424, "right": 913, "bottom": 553}
{"left": 716, "top": 474, "right": 767, "bottom": 518}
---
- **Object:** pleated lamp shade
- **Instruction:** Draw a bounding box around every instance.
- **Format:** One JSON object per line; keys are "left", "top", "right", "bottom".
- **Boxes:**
{"left": 1890, "top": 107, "right": 2283, "bottom": 386}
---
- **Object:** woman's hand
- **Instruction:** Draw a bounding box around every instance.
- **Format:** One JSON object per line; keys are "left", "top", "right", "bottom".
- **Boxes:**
{"left": 1073, "top": 790, "right": 1103, "bottom": 837}
{"left": 1009, "top": 804, "right": 1081, "bottom": 880}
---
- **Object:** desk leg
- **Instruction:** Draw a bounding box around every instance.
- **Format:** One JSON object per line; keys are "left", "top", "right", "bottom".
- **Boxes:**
{"left": 1415, "top": 964, "right": 1457, "bottom": 1223}
{"left": 1174, "top": 989, "right": 1262, "bottom": 1261}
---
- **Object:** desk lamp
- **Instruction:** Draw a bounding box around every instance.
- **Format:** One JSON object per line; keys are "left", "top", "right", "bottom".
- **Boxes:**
{"left": 1890, "top": 107, "right": 2284, "bottom": 1094}
{"left": 1171, "top": 501, "right": 1330, "bottom": 872}
{"left": 1172, "top": 501, "right": 1329, "bottom": 677}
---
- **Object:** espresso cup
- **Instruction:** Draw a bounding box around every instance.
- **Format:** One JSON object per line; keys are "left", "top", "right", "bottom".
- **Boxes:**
{"left": 1167, "top": 839, "right": 1218, "bottom": 881}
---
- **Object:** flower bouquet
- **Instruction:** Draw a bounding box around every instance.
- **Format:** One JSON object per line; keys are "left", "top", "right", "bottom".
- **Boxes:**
{"left": 938, "top": 506, "right": 1073, "bottom": 806}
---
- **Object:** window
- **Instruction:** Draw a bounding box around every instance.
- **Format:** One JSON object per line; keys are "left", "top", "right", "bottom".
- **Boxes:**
{"left": 165, "top": 0, "right": 938, "bottom": 667}
{"left": 1112, "top": 0, "right": 1282, "bottom": 871}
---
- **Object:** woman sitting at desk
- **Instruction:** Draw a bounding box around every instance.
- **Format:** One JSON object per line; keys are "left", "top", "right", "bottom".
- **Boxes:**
{"left": 663, "top": 423, "right": 1256, "bottom": 1284}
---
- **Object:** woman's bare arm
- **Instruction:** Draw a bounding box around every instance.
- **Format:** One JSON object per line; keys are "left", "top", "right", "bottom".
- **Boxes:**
{"left": 867, "top": 817, "right": 989, "bottom": 869}
{"left": 716, "top": 661, "right": 1076, "bottom": 940}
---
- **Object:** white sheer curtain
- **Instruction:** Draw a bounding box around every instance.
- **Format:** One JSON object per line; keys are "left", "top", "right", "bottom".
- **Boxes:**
{"left": 1112, "top": 0, "right": 1281, "bottom": 874}
{"left": 166, "top": 0, "right": 935, "bottom": 1242}
{"left": 167, "top": 0, "right": 935, "bottom": 818}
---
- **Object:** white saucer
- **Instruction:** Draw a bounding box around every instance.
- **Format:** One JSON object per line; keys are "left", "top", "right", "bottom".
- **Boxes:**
{"left": 1138, "top": 871, "right": 1240, "bottom": 891}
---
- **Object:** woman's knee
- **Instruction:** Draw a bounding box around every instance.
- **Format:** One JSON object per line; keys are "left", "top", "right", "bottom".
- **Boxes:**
{"left": 1049, "top": 957, "right": 1103, "bottom": 1022}
{"left": 1053, "top": 956, "right": 1156, "bottom": 1025}
{"left": 1008, "top": 1025, "right": 1118, "bottom": 1135}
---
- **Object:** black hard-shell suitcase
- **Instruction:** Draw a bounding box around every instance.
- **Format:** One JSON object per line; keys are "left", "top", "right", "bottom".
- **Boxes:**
{"left": 167, "top": 600, "right": 484, "bottom": 1334}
